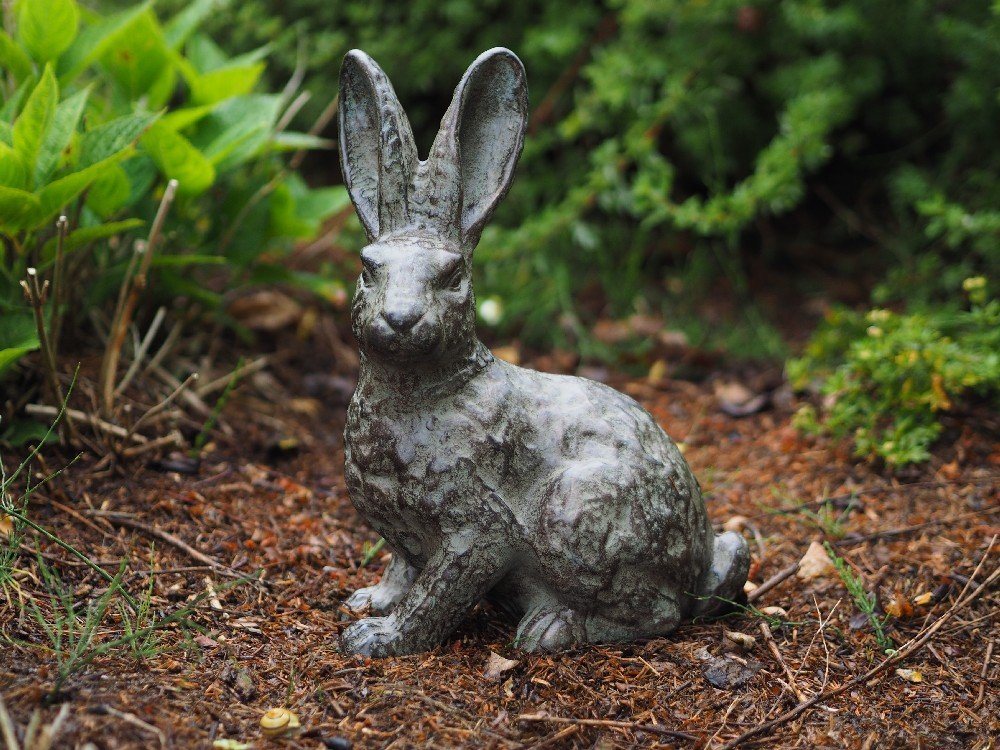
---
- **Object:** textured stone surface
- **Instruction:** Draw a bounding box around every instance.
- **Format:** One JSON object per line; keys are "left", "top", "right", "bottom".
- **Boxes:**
{"left": 337, "top": 48, "right": 750, "bottom": 657}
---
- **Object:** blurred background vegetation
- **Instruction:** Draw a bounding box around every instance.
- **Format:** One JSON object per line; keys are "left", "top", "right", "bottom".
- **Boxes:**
{"left": 1, "top": 0, "right": 998, "bottom": 465}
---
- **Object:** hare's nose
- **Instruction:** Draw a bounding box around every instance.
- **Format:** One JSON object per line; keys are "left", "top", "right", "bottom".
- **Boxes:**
{"left": 383, "top": 305, "right": 423, "bottom": 332}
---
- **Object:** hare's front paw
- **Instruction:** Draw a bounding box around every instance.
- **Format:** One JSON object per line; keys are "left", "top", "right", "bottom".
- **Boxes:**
{"left": 340, "top": 616, "right": 403, "bottom": 657}
{"left": 346, "top": 585, "right": 401, "bottom": 614}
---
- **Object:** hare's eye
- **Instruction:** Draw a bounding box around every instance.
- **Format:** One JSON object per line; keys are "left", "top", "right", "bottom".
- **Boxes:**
{"left": 446, "top": 267, "right": 464, "bottom": 291}
{"left": 360, "top": 265, "right": 374, "bottom": 287}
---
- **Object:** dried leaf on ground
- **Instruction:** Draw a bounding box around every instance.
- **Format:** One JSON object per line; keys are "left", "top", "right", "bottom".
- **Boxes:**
{"left": 703, "top": 655, "right": 763, "bottom": 689}
{"left": 797, "top": 541, "right": 835, "bottom": 581}
{"left": 228, "top": 290, "right": 303, "bottom": 331}
{"left": 483, "top": 651, "right": 519, "bottom": 681}
{"left": 715, "top": 380, "right": 769, "bottom": 417}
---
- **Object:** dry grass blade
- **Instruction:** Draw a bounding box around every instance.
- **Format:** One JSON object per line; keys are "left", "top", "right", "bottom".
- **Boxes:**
{"left": 0, "top": 694, "right": 21, "bottom": 750}
{"left": 99, "top": 180, "right": 178, "bottom": 416}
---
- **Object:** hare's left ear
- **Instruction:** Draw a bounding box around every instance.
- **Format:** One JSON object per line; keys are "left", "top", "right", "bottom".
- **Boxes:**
{"left": 339, "top": 50, "right": 419, "bottom": 241}
{"left": 428, "top": 48, "right": 528, "bottom": 251}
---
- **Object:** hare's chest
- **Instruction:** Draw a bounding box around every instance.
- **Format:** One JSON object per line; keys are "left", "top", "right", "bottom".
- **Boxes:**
{"left": 345, "top": 403, "right": 484, "bottom": 525}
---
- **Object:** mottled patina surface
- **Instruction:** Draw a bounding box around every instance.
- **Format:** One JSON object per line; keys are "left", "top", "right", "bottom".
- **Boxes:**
{"left": 338, "top": 48, "right": 749, "bottom": 657}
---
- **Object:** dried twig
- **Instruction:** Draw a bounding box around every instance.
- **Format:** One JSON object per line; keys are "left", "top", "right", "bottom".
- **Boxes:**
{"left": 195, "top": 357, "right": 265, "bottom": 398}
{"left": 115, "top": 306, "right": 167, "bottom": 397}
{"left": 126, "top": 372, "right": 199, "bottom": 442}
{"left": 517, "top": 713, "right": 698, "bottom": 742}
{"left": 21, "top": 268, "right": 73, "bottom": 443}
{"left": 35, "top": 703, "right": 70, "bottom": 750}
{"left": 0, "top": 693, "right": 21, "bottom": 750}
{"left": 89, "top": 511, "right": 224, "bottom": 571}
{"left": 747, "top": 561, "right": 799, "bottom": 603}
{"left": 975, "top": 640, "right": 994, "bottom": 709}
{"left": 90, "top": 705, "right": 165, "bottom": 750}
{"left": 120, "top": 431, "right": 184, "bottom": 459}
{"left": 759, "top": 621, "right": 807, "bottom": 703}
{"left": 48, "top": 215, "right": 69, "bottom": 352}
{"left": 99, "top": 179, "right": 178, "bottom": 416}
{"left": 24, "top": 404, "right": 145, "bottom": 443}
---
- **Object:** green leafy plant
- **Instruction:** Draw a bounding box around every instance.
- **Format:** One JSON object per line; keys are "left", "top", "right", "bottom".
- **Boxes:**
{"left": 1, "top": 0, "right": 345, "bottom": 384}
{"left": 789, "top": 283, "right": 1000, "bottom": 465}
{"left": 825, "top": 543, "right": 893, "bottom": 654}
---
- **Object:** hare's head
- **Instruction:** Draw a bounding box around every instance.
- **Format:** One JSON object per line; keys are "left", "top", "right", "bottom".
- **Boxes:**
{"left": 339, "top": 48, "right": 528, "bottom": 363}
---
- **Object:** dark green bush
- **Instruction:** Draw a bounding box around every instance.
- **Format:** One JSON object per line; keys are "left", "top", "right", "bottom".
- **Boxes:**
{"left": 149, "top": 0, "right": 999, "bottom": 350}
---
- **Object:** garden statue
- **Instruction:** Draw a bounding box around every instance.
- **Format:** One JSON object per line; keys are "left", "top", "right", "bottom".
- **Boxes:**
{"left": 338, "top": 47, "right": 750, "bottom": 657}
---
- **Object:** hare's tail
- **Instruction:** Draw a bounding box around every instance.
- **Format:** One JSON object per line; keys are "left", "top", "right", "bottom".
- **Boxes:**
{"left": 691, "top": 531, "right": 750, "bottom": 618}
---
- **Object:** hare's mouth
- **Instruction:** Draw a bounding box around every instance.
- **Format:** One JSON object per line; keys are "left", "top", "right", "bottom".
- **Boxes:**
{"left": 364, "top": 317, "right": 439, "bottom": 360}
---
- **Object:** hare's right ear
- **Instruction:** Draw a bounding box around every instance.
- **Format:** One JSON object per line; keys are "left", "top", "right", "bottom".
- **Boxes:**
{"left": 427, "top": 48, "right": 529, "bottom": 251}
{"left": 339, "top": 50, "right": 418, "bottom": 241}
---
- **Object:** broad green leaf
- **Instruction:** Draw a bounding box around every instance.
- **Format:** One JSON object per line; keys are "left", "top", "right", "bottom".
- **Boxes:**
{"left": 159, "top": 103, "right": 217, "bottom": 132}
{"left": 35, "top": 87, "right": 89, "bottom": 184}
{"left": 0, "top": 314, "right": 40, "bottom": 376}
{"left": 85, "top": 163, "right": 130, "bottom": 216}
{"left": 0, "top": 123, "right": 11, "bottom": 145}
{"left": 78, "top": 111, "right": 158, "bottom": 168}
{"left": 270, "top": 132, "right": 336, "bottom": 152}
{"left": 40, "top": 217, "right": 144, "bottom": 261}
{"left": 141, "top": 121, "right": 214, "bottom": 195}
{"left": 0, "top": 77, "right": 34, "bottom": 124}
{"left": 12, "top": 65, "right": 58, "bottom": 173}
{"left": 0, "top": 31, "right": 33, "bottom": 82}
{"left": 0, "top": 418, "right": 58, "bottom": 446}
{"left": 0, "top": 345, "right": 39, "bottom": 375}
{"left": 0, "top": 185, "right": 42, "bottom": 231}
{"left": 192, "top": 94, "right": 281, "bottom": 171}
{"left": 99, "top": 8, "right": 170, "bottom": 98}
{"left": 271, "top": 176, "right": 350, "bottom": 239}
{"left": 146, "top": 64, "right": 178, "bottom": 111}
{"left": 25, "top": 149, "right": 132, "bottom": 229}
{"left": 186, "top": 33, "right": 229, "bottom": 73}
{"left": 164, "top": 0, "right": 230, "bottom": 50}
{"left": 189, "top": 62, "right": 265, "bottom": 105}
{"left": 58, "top": 2, "right": 150, "bottom": 82}
{"left": 118, "top": 153, "right": 157, "bottom": 208}
{"left": 155, "top": 269, "right": 223, "bottom": 307}
{"left": 0, "top": 142, "right": 29, "bottom": 189}
{"left": 17, "top": 0, "right": 79, "bottom": 63}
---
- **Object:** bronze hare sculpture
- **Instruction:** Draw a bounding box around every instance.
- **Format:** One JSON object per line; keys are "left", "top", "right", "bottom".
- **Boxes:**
{"left": 339, "top": 48, "right": 749, "bottom": 657}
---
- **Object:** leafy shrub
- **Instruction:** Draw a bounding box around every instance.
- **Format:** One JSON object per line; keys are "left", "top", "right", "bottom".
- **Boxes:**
{"left": 142, "top": 0, "right": 1000, "bottom": 359}
{"left": 788, "top": 280, "right": 1000, "bottom": 465}
{"left": 0, "top": 0, "right": 345, "bottom": 380}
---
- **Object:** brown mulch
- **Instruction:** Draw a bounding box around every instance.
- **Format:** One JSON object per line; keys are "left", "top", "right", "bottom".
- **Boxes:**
{"left": 1, "top": 357, "right": 998, "bottom": 749}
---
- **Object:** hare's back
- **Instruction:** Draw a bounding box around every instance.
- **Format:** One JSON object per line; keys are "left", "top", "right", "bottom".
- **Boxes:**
{"left": 504, "top": 362, "right": 690, "bottom": 475}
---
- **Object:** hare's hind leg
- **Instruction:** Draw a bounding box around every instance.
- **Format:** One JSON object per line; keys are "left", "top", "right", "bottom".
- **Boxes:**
{"left": 514, "top": 591, "right": 682, "bottom": 652}
{"left": 346, "top": 551, "right": 417, "bottom": 614}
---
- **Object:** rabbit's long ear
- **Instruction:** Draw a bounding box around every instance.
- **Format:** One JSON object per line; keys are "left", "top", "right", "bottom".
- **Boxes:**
{"left": 427, "top": 48, "right": 528, "bottom": 251}
{"left": 339, "top": 50, "right": 418, "bottom": 241}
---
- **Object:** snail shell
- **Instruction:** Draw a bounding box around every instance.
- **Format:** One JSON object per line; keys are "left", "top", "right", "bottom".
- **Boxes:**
{"left": 260, "top": 708, "right": 300, "bottom": 737}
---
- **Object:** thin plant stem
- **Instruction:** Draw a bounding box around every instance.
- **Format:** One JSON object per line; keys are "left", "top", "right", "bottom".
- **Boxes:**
{"left": 100, "top": 180, "right": 178, "bottom": 416}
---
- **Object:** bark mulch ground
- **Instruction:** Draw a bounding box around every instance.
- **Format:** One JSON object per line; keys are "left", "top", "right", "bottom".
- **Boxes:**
{"left": 1, "top": 357, "right": 997, "bottom": 749}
